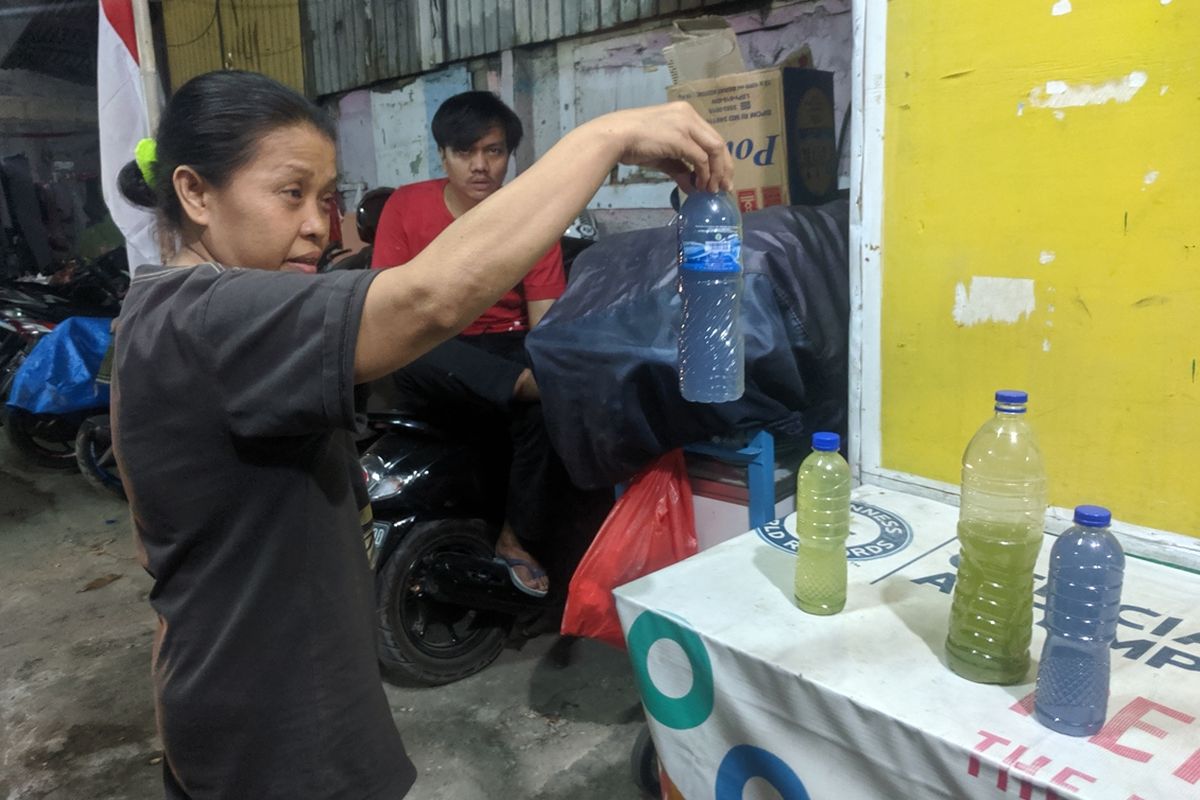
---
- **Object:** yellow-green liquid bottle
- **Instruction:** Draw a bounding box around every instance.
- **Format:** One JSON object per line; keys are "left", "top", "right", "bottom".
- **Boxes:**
{"left": 793, "top": 432, "right": 851, "bottom": 615}
{"left": 946, "top": 390, "right": 1048, "bottom": 684}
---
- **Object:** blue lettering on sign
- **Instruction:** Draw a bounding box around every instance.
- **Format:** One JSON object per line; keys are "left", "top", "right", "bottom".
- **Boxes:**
{"left": 725, "top": 134, "right": 778, "bottom": 166}
{"left": 755, "top": 502, "right": 913, "bottom": 562}
{"left": 910, "top": 553, "right": 1200, "bottom": 673}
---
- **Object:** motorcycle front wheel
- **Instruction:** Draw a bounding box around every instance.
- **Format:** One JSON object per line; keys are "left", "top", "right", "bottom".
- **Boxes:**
{"left": 375, "top": 518, "right": 508, "bottom": 686}
{"left": 75, "top": 416, "right": 125, "bottom": 499}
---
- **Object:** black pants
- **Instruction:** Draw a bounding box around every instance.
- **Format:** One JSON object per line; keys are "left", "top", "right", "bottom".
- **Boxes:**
{"left": 391, "top": 332, "right": 566, "bottom": 546}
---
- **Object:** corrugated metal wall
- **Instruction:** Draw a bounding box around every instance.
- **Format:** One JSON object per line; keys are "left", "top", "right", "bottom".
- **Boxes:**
{"left": 162, "top": 0, "right": 306, "bottom": 94}
{"left": 161, "top": 0, "right": 223, "bottom": 86}
{"left": 304, "top": 0, "right": 735, "bottom": 97}
{"left": 161, "top": 0, "right": 743, "bottom": 98}
{"left": 301, "top": 1, "right": 425, "bottom": 97}
{"left": 442, "top": 0, "right": 726, "bottom": 61}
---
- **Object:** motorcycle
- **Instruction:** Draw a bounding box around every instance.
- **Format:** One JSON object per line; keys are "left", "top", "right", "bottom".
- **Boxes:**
{"left": 74, "top": 413, "right": 123, "bottom": 498}
{"left": 0, "top": 308, "right": 54, "bottom": 406}
{"left": 361, "top": 404, "right": 543, "bottom": 684}
{"left": 360, "top": 380, "right": 611, "bottom": 686}
{"left": 2, "top": 251, "right": 125, "bottom": 468}
{"left": 351, "top": 188, "right": 603, "bottom": 684}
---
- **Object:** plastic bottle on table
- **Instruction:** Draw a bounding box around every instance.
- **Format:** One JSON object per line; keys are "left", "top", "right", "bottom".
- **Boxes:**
{"left": 793, "top": 431, "right": 852, "bottom": 615}
{"left": 677, "top": 190, "right": 744, "bottom": 403}
{"left": 946, "top": 390, "right": 1048, "bottom": 684}
{"left": 1035, "top": 504, "right": 1125, "bottom": 736}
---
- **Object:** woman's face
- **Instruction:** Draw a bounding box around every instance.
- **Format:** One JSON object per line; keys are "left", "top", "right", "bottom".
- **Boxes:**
{"left": 199, "top": 124, "right": 338, "bottom": 273}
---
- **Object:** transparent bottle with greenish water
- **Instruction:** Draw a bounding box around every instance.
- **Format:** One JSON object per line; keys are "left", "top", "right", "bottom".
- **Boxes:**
{"left": 793, "top": 432, "right": 851, "bottom": 615}
{"left": 946, "top": 390, "right": 1048, "bottom": 684}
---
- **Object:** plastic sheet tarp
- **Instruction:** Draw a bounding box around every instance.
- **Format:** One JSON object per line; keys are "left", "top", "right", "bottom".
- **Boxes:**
{"left": 7, "top": 316, "right": 111, "bottom": 414}
{"left": 526, "top": 200, "right": 848, "bottom": 489}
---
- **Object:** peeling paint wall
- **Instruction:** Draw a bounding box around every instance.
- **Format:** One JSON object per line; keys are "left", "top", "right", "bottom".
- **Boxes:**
{"left": 335, "top": 65, "right": 472, "bottom": 195}
{"left": 334, "top": 90, "right": 377, "bottom": 201}
{"left": 881, "top": 2, "right": 1200, "bottom": 534}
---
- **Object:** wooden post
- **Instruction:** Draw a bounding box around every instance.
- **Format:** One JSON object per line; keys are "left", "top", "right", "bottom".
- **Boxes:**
{"left": 130, "top": 0, "right": 161, "bottom": 132}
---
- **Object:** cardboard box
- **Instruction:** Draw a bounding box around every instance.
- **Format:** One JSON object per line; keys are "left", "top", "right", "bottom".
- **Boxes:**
{"left": 663, "top": 15, "right": 746, "bottom": 83}
{"left": 668, "top": 67, "right": 838, "bottom": 211}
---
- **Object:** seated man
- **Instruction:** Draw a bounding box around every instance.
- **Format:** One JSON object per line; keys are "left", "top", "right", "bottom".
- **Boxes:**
{"left": 372, "top": 91, "right": 566, "bottom": 597}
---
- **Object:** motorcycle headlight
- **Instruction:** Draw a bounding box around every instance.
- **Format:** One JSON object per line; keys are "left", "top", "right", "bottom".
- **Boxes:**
{"left": 360, "top": 453, "right": 408, "bottom": 502}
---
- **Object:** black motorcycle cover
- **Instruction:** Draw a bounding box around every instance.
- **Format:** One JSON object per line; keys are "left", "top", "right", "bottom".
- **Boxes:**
{"left": 525, "top": 200, "right": 849, "bottom": 489}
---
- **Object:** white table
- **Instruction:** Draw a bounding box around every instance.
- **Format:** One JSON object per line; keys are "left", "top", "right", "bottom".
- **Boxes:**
{"left": 614, "top": 485, "right": 1200, "bottom": 800}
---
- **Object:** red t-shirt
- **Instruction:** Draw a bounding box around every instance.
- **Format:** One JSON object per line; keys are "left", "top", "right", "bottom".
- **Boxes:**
{"left": 371, "top": 178, "right": 565, "bottom": 335}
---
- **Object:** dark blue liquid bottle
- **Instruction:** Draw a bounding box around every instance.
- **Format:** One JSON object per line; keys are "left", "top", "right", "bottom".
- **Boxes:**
{"left": 677, "top": 191, "right": 744, "bottom": 403}
{"left": 1034, "top": 505, "right": 1125, "bottom": 736}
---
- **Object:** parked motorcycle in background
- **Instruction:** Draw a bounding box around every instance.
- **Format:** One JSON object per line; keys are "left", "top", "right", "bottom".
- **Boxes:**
{"left": 2, "top": 251, "right": 125, "bottom": 468}
{"left": 0, "top": 309, "right": 53, "bottom": 407}
{"left": 351, "top": 191, "right": 605, "bottom": 684}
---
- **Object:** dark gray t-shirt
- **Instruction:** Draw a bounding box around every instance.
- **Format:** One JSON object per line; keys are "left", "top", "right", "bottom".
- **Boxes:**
{"left": 112, "top": 263, "right": 416, "bottom": 799}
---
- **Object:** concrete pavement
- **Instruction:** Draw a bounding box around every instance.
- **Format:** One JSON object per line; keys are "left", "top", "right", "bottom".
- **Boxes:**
{"left": 0, "top": 436, "right": 650, "bottom": 799}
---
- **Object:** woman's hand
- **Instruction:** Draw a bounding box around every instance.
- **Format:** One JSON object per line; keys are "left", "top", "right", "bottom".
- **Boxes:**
{"left": 585, "top": 102, "right": 734, "bottom": 194}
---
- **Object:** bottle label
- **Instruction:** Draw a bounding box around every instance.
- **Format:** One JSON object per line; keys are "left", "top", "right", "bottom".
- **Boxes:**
{"left": 681, "top": 227, "right": 742, "bottom": 273}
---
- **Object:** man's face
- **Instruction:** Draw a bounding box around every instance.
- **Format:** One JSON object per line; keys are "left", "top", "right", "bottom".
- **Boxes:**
{"left": 440, "top": 126, "right": 509, "bottom": 206}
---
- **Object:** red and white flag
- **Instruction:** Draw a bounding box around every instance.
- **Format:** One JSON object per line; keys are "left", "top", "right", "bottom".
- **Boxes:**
{"left": 98, "top": 0, "right": 161, "bottom": 274}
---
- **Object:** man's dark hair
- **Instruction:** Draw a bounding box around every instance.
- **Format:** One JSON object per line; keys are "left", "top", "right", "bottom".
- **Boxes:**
{"left": 431, "top": 91, "right": 523, "bottom": 153}
{"left": 118, "top": 70, "right": 336, "bottom": 230}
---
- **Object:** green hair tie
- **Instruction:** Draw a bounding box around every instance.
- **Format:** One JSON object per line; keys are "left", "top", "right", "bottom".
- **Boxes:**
{"left": 135, "top": 138, "right": 157, "bottom": 185}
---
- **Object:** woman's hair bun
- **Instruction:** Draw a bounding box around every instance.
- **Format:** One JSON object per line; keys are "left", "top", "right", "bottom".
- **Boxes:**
{"left": 118, "top": 159, "right": 157, "bottom": 209}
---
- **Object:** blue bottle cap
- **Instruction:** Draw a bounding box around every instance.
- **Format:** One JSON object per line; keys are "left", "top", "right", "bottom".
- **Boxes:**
{"left": 812, "top": 432, "right": 840, "bottom": 452}
{"left": 1073, "top": 505, "right": 1112, "bottom": 527}
{"left": 995, "top": 390, "right": 1028, "bottom": 404}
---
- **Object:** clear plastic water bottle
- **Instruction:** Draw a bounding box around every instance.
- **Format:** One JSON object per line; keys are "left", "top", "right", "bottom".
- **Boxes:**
{"left": 793, "top": 432, "right": 851, "bottom": 615}
{"left": 946, "top": 390, "right": 1048, "bottom": 684}
{"left": 677, "top": 191, "right": 744, "bottom": 403}
{"left": 1035, "top": 505, "right": 1125, "bottom": 736}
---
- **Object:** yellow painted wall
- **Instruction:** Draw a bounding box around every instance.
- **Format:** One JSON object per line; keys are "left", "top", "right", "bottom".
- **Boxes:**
{"left": 881, "top": 2, "right": 1199, "bottom": 535}
{"left": 162, "top": 0, "right": 305, "bottom": 94}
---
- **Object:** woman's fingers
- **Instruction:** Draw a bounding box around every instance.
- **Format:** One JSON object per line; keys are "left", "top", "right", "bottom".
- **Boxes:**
{"left": 696, "top": 121, "right": 732, "bottom": 192}
{"left": 674, "top": 103, "right": 731, "bottom": 193}
{"left": 677, "top": 102, "right": 733, "bottom": 192}
{"left": 618, "top": 102, "right": 732, "bottom": 193}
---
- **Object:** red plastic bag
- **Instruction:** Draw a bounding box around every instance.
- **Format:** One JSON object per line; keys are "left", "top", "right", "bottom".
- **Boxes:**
{"left": 562, "top": 449, "right": 697, "bottom": 649}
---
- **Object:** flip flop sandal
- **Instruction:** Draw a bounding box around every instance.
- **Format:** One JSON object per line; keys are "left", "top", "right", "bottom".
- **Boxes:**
{"left": 494, "top": 556, "right": 549, "bottom": 598}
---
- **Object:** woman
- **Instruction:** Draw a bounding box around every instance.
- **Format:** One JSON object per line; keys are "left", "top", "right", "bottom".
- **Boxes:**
{"left": 113, "top": 69, "right": 730, "bottom": 799}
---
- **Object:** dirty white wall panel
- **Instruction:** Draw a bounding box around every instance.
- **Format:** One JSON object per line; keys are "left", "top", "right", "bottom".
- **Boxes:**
{"left": 336, "top": 90, "right": 378, "bottom": 197}
{"left": 568, "top": 29, "right": 675, "bottom": 208}
{"left": 525, "top": 44, "right": 564, "bottom": 164}
{"left": 363, "top": 64, "right": 472, "bottom": 189}
{"left": 370, "top": 83, "right": 427, "bottom": 190}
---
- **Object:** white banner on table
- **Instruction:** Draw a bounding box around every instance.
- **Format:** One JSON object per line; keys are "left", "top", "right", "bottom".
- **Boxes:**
{"left": 615, "top": 485, "right": 1200, "bottom": 800}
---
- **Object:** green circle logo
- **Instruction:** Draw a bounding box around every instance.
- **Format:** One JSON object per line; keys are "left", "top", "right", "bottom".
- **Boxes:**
{"left": 627, "top": 611, "right": 714, "bottom": 730}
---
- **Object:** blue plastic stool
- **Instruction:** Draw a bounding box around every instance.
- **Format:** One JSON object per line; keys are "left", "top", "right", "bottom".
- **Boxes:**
{"left": 684, "top": 429, "right": 776, "bottom": 529}
{"left": 615, "top": 430, "right": 776, "bottom": 530}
